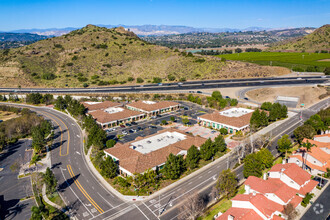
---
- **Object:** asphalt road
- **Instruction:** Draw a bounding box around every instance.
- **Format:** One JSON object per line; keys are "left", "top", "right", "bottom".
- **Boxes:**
{"left": 301, "top": 184, "right": 330, "bottom": 220}
{"left": 0, "top": 139, "right": 35, "bottom": 220}
{"left": 1, "top": 97, "right": 329, "bottom": 220}
{"left": 0, "top": 76, "right": 328, "bottom": 94}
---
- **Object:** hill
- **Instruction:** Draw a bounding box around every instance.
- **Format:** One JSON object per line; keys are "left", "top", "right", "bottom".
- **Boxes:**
{"left": 0, "top": 25, "right": 290, "bottom": 88}
{"left": 269, "top": 24, "right": 330, "bottom": 52}
{"left": 0, "top": 33, "right": 50, "bottom": 49}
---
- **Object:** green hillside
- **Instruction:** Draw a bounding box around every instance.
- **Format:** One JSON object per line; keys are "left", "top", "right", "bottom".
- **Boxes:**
{"left": 269, "top": 24, "right": 330, "bottom": 52}
{"left": 0, "top": 25, "right": 289, "bottom": 88}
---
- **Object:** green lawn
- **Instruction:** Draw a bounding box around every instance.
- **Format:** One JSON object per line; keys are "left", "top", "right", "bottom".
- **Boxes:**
{"left": 216, "top": 52, "right": 330, "bottom": 71}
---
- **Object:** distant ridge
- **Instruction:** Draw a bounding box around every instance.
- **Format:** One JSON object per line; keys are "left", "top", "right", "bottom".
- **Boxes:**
{"left": 269, "top": 24, "right": 330, "bottom": 52}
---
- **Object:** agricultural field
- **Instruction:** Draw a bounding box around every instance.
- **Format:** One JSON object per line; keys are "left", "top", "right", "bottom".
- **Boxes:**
{"left": 216, "top": 52, "right": 330, "bottom": 71}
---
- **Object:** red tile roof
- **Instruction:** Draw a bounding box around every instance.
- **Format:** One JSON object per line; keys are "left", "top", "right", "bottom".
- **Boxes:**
{"left": 198, "top": 109, "right": 253, "bottom": 128}
{"left": 245, "top": 176, "right": 297, "bottom": 203}
{"left": 82, "top": 101, "right": 122, "bottom": 111}
{"left": 289, "top": 195, "right": 303, "bottom": 208}
{"left": 269, "top": 163, "right": 311, "bottom": 185}
{"left": 216, "top": 207, "right": 263, "bottom": 220}
{"left": 104, "top": 128, "right": 206, "bottom": 174}
{"left": 289, "top": 154, "right": 329, "bottom": 172}
{"left": 89, "top": 109, "right": 144, "bottom": 124}
{"left": 298, "top": 179, "right": 318, "bottom": 195}
{"left": 126, "top": 100, "right": 180, "bottom": 112}
{"left": 233, "top": 194, "right": 284, "bottom": 218}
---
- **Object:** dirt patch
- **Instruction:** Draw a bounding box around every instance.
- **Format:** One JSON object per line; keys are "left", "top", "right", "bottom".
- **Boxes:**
{"left": 0, "top": 111, "right": 20, "bottom": 121}
{"left": 317, "top": 59, "right": 330, "bottom": 62}
{"left": 246, "top": 86, "right": 327, "bottom": 107}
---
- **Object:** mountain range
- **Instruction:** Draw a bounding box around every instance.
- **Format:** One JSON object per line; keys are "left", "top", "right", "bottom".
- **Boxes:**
{"left": 4, "top": 24, "right": 309, "bottom": 36}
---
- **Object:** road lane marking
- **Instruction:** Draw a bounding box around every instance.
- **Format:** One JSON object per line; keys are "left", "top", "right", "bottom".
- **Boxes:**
{"left": 135, "top": 204, "right": 151, "bottom": 220}
{"left": 42, "top": 112, "right": 70, "bottom": 156}
{"left": 97, "top": 192, "right": 113, "bottom": 207}
{"left": 67, "top": 165, "right": 104, "bottom": 214}
{"left": 59, "top": 166, "right": 93, "bottom": 217}
{"left": 142, "top": 202, "right": 160, "bottom": 219}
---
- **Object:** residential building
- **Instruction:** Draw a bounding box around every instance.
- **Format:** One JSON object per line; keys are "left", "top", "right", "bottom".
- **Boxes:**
{"left": 287, "top": 134, "right": 330, "bottom": 175}
{"left": 104, "top": 128, "right": 206, "bottom": 176}
{"left": 216, "top": 163, "right": 318, "bottom": 220}
{"left": 198, "top": 107, "right": 254, "bottom": 134}
{"left": 126, "top": 100, "right": 180, "bottom": 116}
{"left": 89, "top": 107, "right": 145, "bottom": 128}
{"left": 82, "top": 101, "right": 122, "bottom": 112}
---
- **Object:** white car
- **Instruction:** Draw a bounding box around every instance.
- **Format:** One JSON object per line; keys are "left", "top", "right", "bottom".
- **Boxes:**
{"left": 122, "top": 130, "right": 128, "bottom": 135}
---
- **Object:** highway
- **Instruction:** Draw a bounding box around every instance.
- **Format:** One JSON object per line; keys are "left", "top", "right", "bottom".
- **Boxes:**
{"left": 1, "top": 97, "right": 329, "bottom": 220}
{"left": 0, "top": 76, "right": 328, "bottom": 94}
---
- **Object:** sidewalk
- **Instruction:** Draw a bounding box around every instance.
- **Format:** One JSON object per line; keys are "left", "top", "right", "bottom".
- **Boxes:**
{"left": 294, "top": 181, "right": 330, "bottom": 220}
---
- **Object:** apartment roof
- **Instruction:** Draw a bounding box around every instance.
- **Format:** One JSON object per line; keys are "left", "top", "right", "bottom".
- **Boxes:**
{"left": 269, "top": 163, "right": 311, "bottom": 186}
{"left": 298, "top": 179, "right": 318, "bottom": 195}
{"left": 216, "top": 207, "right": 262, "bottom": 220}
{"left": 198, "top": 108, "right": 254, "bottom": 129}
{"left": 289, "top": 154, "right": 329, "bottom": 172}
{"left": 104, "top": 128, "right": 206, "bottom": 174}
{"left": 301, "top": 138, "right": 330, "bottom": 164}
{"left": 82, "top": 101, "right": 122, "bottom": 111}
{"left": 233, "top": 194, "right": 284, "bottom": 218}
{"left": 89, "top": 108, "right": 144, "bottom": 124}
{"left": 245, "top": 176, "right": 297, "bottom": 203}
{"left": 314, "top": 133, "right": 330, "bottom": 143}
{"left": 126, "top": 100, "right": 180, "bottom": 112}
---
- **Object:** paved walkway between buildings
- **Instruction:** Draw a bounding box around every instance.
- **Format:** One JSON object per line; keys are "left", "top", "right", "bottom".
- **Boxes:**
{"left": 295, "top": 180, "right": 330, "bottom": 220}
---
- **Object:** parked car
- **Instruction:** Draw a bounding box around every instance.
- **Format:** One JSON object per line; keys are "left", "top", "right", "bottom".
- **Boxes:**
{"left": 120, "top": 124, "right": 125, "bottom": 128}
{"left": 149, "top": 125, "right": 157, "bottom": 129}
{"left": 197, "top": 91, "right": 202, "bottom": 93}
{"left": 211, "top": 130, "right": 217, "bottom": 133}
{"left": 125, "top": 123, "right": 132, "bottom": 126}
{"left": 151, "top": 116, "right": 157, "bottom": 119}
{"left": 156, "top": 114, "right": 162, "bottom": 118}
{"left": 131, "top": 128, "right": 137, "bottom": 132}
{"left": 137, "top": 126, "right": 143, "bottom": 131}
{"left": 131, "top": 121, "right": 138, "bottom": 125}
{"left": 244, "top": 97, "right": 249, "bottom": 100}
{"left": 122, "top": 130, "right": 128, "bottom": 135}
{"left": 129, "top": 129, "right": 135, "bottom": 133}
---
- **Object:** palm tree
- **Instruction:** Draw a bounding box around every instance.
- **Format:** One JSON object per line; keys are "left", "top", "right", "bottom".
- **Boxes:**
{"left": 299, "top": 140, "right": 316, "bottom": 170}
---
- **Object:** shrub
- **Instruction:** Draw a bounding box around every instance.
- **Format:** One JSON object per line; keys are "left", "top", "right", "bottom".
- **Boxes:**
{"left": 78, "top": 77, "right": 88, "bottom": 82}
{"left": 127, "top": 77, "right": 134, "bottom": 82}
{"left": 83, "top": 83, "right": 89, "bottom": 88}
{"left": 220, "top": 128, "right": 228, "bottom": 135}
{"left": 137, "top": 77, "right": 144, "bottom": 83}
{"left": 168, "top": 75, "right": 176, "bottom": 81}
{"left": 42, "top": 73, "right": 56, "bottom": 80}
{"left": 66, "top": 62, "right": 74, "bottom": 66}
{"left": 72, "top": 55, "right": 78, "bottom": 61}
{"left": 152, "top": 77, "right": 162, "bottom": 84}
{"left": 179, "top": 77, "right": 186, "bottom": 82}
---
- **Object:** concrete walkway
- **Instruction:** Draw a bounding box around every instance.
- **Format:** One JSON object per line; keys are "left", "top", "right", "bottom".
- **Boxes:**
{"left": 42, "top": 184, "right": 62, "bottom": 210}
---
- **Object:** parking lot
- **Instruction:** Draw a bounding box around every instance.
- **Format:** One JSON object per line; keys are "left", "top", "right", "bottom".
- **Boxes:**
{"left": 106, "top": 101, "right": 213, "bottom": 144}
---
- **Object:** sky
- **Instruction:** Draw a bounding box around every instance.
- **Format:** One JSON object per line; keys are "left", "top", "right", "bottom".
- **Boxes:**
{"left": 0, "top": 0, "right": 329, "bottom": 31}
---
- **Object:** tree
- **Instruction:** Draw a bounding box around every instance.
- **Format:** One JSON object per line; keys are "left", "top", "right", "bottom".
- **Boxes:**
{"left": 161, "top": 120, "right": 167, "bottom": 125}
{"left": 269, "top": 103, "right": 282, "bottom": 121}
{"left": 43, "top": 167, "right": 57, "bottom": 194}
{"left": 170, "top": 116, "right": 176, "bottom": 122}
{"left": 277, "top": 134, "right": 292, "bottom": 159}
{"left": 235, "top": 48, "right": 242, "bottom": 53}
{"left": 215, "top": 169, "right": 237, "bottom": 199}
{"left": 167, "top": 75, "right": 176, "bottom": 81}
{"left": 30, "top": 154, "right": 41, "bottom": 170}
{"left": 152, "top": 77, "right": 162, "bottom": 84}
{"left": 283, "top": 203, "right": 298, "bottom": 220}
{"left": 186, "top": 145, "right": 200, "bottom": 170}
{"left": 324, "top": 67, "right": 330, "bottom": 75}
{"left": 178, "top": 193, "right": 206, "bottom": 220}
{"left": 293, "top": 124, "right": 316, "bottom": 143}
{"left": 220, "top": 128, "right": 228, "bottom": 135}
{"left": 31, "top": 206, "right": 42, "bottom": 220}
{"left": 213, "top": 135, "right": 226, "bottom": 152}
{"left": 300, "top": 140, "right": 316, "bottom": 169}
{"left": 261, "top": 102, "right": 273, "bottom": 111}
{"left": 106, "top": 139, "right": 116, "bottom": 148}
{"left": 164, "top": 153, "right": 186, "bottom": 180}
{"left": 182, "top": 118, "right": 190, "bottom": 125}
{"left": 200, "top": 139, "right": 215, "bottom": 161}
{"left": 250, "top": 108, "right": 261, "bottom": 131}
{"left": 100, "top": 156, "right": 118, "bottom": 179}
{"left": 211, "top": 91, "right": 222, "bottom": 101}
{"left": 31, "top": 126, "right": 45, "bottom": 153}
{"left": 304, "top": 114, "right": 325, "bottom": 133}
{"left": 260, "top": 110, "right": 269, "bottom": 127}
{"left": 55, "top": 96, "right": 66, "bottom": 110}
{"left": 257, "top": 148, "right": 274, "bottom": 170}
{"left": 243, "top": 153, "right": 263, "bottom": 178}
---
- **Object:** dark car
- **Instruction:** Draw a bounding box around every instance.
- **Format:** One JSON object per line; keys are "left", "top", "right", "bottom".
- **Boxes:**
{"left": 137, "top": 126, "right": 143, "bottom": 131}
{"left": 156, "top": 114, "right": 162, "bottom": 118}
{"left": 125, "top": 123, "right": 132, "bottom": 126}
{"left": 244, "top": 97, "right": 249, "bottom": 100}
{"left": 197, "top": 91, "right": 202, "bottom": 94}
{"left": 120, "top": 124, "right": 125, "bottom": 128}
{"left": 131, "top": 121, "right": 138, "bottom": 125}
{"left": 149, "top": 125, "right": 157, "bottom": 129}
{"left": 225, "top": 96, "right": 230, "bottom": 99}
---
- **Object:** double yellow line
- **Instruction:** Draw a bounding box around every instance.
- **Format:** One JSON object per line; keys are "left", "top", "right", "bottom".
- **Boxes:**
{"left": 67, "top": 165, "right": 104, "bottom": 214}
{"left": 42, "top": 112, "right": 70, "bottom": 156}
